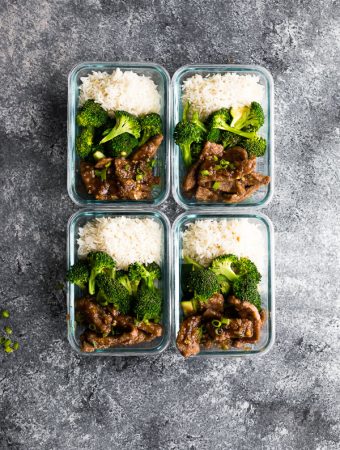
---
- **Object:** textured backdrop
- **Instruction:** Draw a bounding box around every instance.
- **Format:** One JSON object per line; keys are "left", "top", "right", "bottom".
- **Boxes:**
{"left": 0, "top": 0, "right": 339, "bottom": 449}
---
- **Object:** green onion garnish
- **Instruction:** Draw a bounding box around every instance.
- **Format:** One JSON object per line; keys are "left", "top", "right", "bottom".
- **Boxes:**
{"left": 200, "top": 170, "right": 210, "bottom": 176}
{"left": 212, "top": 181, "right": 221, "bottom": 190}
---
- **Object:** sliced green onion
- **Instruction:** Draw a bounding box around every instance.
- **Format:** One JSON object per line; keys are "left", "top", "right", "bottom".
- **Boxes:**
{"left": 4, "top": 339, "right": 11, "bottom": 347}
{"left": 214, "top": 165, "right": 221, "bottom": 170}
{"left": 215, "top": 328, "right": 223, "bottom": 335}
{"left": 4, "top": 326, "right": 12, "bottom": 335}
{"left": 13, "top": 342, "right": 19, "bottom": 351}
{"left": 212, "top": 319, "right": 221, "bottom": 328}
{"left": 212, "top": 181, "right": 221, "bottom": 190}
{"left": 221, "top": 318, "right": 231, "bottom": 325}
{"left": 89, "top": 324, "right": 96, "bottom": 331}
{"left": 4, "top": 346, "right": 13, "bottom": 353}
{"left": 220, "top": 159, "right": 229, "bottom": 167}
{"left": 200, "top": 170, "right": 210, "bottom": 176}
{"left": 136, "top": 174, "right": 143, "bottom": 181}
{"left": 1, "top": 310, "right": 9, "bottom": 319}
{"left": 213, "top": 155, "right": 219, "bottom": 161}
{"left": 124, "top": 164, "right": 130, "bottom": 171}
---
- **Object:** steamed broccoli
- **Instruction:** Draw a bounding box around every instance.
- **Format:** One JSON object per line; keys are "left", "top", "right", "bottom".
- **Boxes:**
{"left": 206, "top": 127, "right": 221, "bottom": 143}
{"left": 240, "top": 136, "right": 267, "bottom": 157}
{"left": 185, "top": 268, "right": 219, "bottom": 302}
{"left": 87, "top": 251, "right": 116, "bottom": 295}
{"left": 66, "top": 260, "right": 89, "bottom": 290}
{"left": 127, "top": 261, "right": 161, "bottom": 290}
{"left": 174, "top": 121, "right": 204, "bottom": 167}
{"left": 191, "top": 142, "right": 203, "bottom": 162}
{"left": 139, "top": 113, "right": 162, "bottom": 145}
{"left": 210, "top": 108, "right": 256, "bottom": 139}
{"left": 134, "top": 282, "right": 162, "bottom": 322}
{"left": 191, "top": 111, "right": 207, "bottom": 133}
{"left": 76, "top": 100, "right": 108, "bottom": 128}
{"left": 116, "top": 272, "right": 133, "bottom": 296}
{"left": 100, "top": 111, "right": 141, "bottom": 144}
{"left": 232, "top": 276, "right": 262, "bottom": 310}
{"left": 96, "top": 273, "right": 131, "bottom": 314}
{"left": 76, "top": 127, "right": 95, "bottom": 158}
{"left": 108, "top": 132, "right": 139, "bottom": 157}
{"left": 210, "top": 254, "right": 261, "bottom": 284}
{"left": 183, "top": 255, "right": 204, "bottom": 270}
{"left": 216, "top": 275, "right": 231, "bottom": 294}
{"left": 220, "top": 130, "right": 242, "bottom": 149}
{"left": 230, "top": 102, "right": 264, "bottom": 132}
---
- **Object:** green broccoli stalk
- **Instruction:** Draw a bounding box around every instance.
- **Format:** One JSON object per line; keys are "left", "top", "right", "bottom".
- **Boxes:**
{"left": 100, "top": 110, "right": 141, "bottom": 144}
{"left": 240, "top": 136, "right": 267, "bottom": 157}
{"left": 181, "top": 298, "right": 200, "bottom": 316}
{"left": 139, "top": 113, "right": 163, "bottom": 146}
{"left": 183, "top": 255, "right": 204, "bottom": 270}
{"left": 230, "top": 102, "right": 264, "bottom": 132}
{"left": 108, "top": 133, "right": 139, "bottom": 157}
{"left": 87, "top": 251, "right": 116, "bottom": 295}
{"left": 185, "top": 268, "right": 219, "bottom": 302}
{"left": 76, "top": 100, "right": 108, "bottom": 128}
{"left": 191, "top": 111, "right": 207, "bottom": 133}
{"left": 127, "top": 262, "right": 161, "bottom": 290}
{"left": 66, "top": 260, "right": 90, "bottom": 290}
{"left": 96, "top": 274, "right": 131, "bottom": 314}
{"left": 134, "top": 282, "right": 162, "bottom": 322}
{"left": 210, "top": 109, "right": 256, "bottom": 139}
{"left": 76, "top": 127, "right": 95, "bottom": 158}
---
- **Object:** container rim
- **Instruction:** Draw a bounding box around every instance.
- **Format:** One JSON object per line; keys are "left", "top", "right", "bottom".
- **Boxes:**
{"left": 171, "top": 63, "right": 275, "bottom": 210}
{"left": 172, "top": 209, "right": 275, "bottom": 358}
{"left": 67, "top": 61, "right": 171, "bottom": 208}
{"left": 66, "top": 207, "right": 172, "bottom": 357}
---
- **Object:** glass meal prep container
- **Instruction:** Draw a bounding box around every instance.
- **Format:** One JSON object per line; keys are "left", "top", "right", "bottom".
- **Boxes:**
{"left": 171, "top": 64, "right": 274, "bottom": 209}
{"left": 67, "top": 62, "right": 170, "bottom": 207}
{"left": 173, "top": 211, "right": 275, "bottom": 357}
{"left": 67, "top": 208, "right": 171, "bottom": 356}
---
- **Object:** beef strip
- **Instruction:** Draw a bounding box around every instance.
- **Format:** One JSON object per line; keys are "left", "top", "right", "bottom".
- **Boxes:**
{"left": 80, "top": 161, "right": 102, "bottom": 195}
{"left": 223, "top": 146, "right": 248, "bottom": 161}
{"left": 76, "top": 297, "right": 112, "bottom": 335}
{"left": 137, "top": 321, "right": 163, "bottom": 337}
{"left": 227, "top": 296, "right": 264, "bottom": 344}
{"left": 200, "top": 141, "right": 224, "bottom": 160}
{"left": 200, "top": 293, "right": 224, "bottom": 320}
{"left": 130, "top": 134, "right": 163, "bottom": 161}
{"left": 195, "top": 186, "right": 221, "bottom": 202}
{"left": 176, "top": 315, "right": 202, "bottom": 357}
{"left": 94, "top": 157, "right": 114, "bottom": 169}
{"left": 183, "top": 160, "right": 201, "bottom": 192}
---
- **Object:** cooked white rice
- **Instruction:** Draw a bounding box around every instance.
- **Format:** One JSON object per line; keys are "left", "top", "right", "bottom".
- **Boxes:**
{"left": 79, "top": 69, "right": 161, "bottom": 117}
{"left": 182, "top": 73, "right": 264, "bottom": 119}
{"left": 182, "top": 219, "right": 265, "bottom": 275}
{"left": 77, "top": 217, "right": 162, "bottom": 269}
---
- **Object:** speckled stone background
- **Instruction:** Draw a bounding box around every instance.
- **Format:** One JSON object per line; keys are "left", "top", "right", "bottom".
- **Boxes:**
{"left": 0, "top": 0, "right": 339, "bottom": 449}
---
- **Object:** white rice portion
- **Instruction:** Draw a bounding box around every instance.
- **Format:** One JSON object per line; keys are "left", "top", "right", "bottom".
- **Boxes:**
{"left": 77, "top": 217, "right": 162, "bottom": 270}
{"left": 78, "top": 69, "right": 161, "bottom": 117}
{"left": 182, "top": 73, "right": 264, "bottom": 119}
{"left": 182, "top": 219, "right": 265, "bottom": 276}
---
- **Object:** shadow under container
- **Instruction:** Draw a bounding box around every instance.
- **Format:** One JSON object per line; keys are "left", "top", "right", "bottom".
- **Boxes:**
{"left": 68, "top": 62, "right": 171, "bottom": 207}
{"left": 173, "top": 211, "right": 275, "bottom": 357}
{"left": 172, "top": 64, "right": 274, "bottom": 209}
{"left": 67, "top": 208, "right": 171, "bottom": 356}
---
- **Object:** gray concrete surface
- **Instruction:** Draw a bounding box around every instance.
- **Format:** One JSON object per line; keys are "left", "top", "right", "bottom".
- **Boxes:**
{"left": 0, "top": 0, "right": 339, "bottom": 449}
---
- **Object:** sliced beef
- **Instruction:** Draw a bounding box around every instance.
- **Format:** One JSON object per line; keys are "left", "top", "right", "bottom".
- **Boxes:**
{"left": 176, "top": 315, "right": 202, "bottom": 358}
{"left": 227, "top": 296, "right": 264, "bottom": 344}
{"left": 94, "top": 157, "right": 114, "bottom": 169}
{"left": 183, "top": 160, "right": 201, "bottom": 192}
{"left": 200, "top": 141, "right": 224, "bottom": 160}
{"left": 76, "top": 297, "right": 113, "bottom": 335}
{"left": 200, "top": 293, "right": 224, "bottom": 320}
{"left": 80, "top": 161, "right": 102, "bottom": 195}
{"left": 224, "top": 146, "right": 248, "bottom": 161}
{"left": 195, "top": 186, "right": 221, "bottom": 202}
{"left": 130, "top": 134, "right": 163, "bottom": 161}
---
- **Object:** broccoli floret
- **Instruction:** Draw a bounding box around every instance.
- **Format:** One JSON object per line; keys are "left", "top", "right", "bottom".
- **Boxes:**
{"left": 240, "top": 136, "right": 267, "bottom": 157}
{"left": 116, "top": 273, "right": 133, "bottom": 296}
{"left": 96, "top": 274, "right": 131, "bottom": 314}
{"left": 230, "top": 102, "right": 264, "bottom": 132}
{"left": 210, "top": 254, "right": 240, "bottom": 281}
{"left": 191, "top": 142, "right": 203, "bottom": 162}
{"left": 216, "top": 275, "right": 231, "bottom": 294}
{"left": 139, "top": 113, "right": 163, "bottom": 145}
{"left": 127, "top": 261, "right": 161, "bottom": 290}
{"left": 220, "top": 130, "right": 242, "bottom": 149}
{"left": 100, "top": 110, "right": 141, "bottom": 144}
{"left": 107, "top": 132, "right": 139, "bottom": 157}
{"left": 210, "top": 108, "right": 256, "bottom": 139}
{"left": 76, "top": 100, "right": 108, "bottom": 128}
{"left": 174, "top": 121, "right": 204, "bottom": 167}
{"left": 185, "top": 268, "right": 219, "bottom": 302}
{"left": 76, "top": 127, "right": 95, "bottom": 158}
{"left": 232, "top": 276, "right": 262, "bottom": 310}
{"left": 87, "top": 251, "right": 116, "bottom": 295}
{"left": 210, "top": 254, "right": 261, "bottom": 284}
{"left": 206, "top": 127, "right": 221, "bottom": 143}
{"left": 66, "top": 260, "right": 89, "bottom": 290}
{"left": 134, "top": 282, "right": 162, "bottom": 322}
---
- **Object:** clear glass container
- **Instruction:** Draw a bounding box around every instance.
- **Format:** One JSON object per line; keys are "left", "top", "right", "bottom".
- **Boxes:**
{"left": 67, "top": 208, "right": 171, "bottom": 356}
{"left": 171, "top": 64, "right": 274, "bottom": 209}
{"left": 67, "top": 62, "right": 170, "bottom": 207}
{"left": 172, "top": 210, "right": 275, "bottom": 357}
